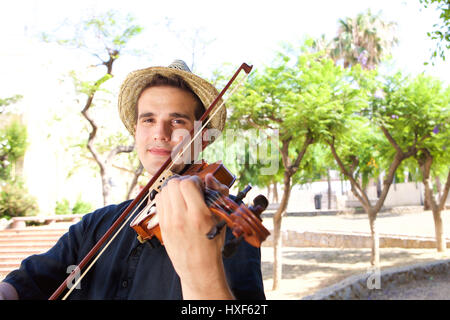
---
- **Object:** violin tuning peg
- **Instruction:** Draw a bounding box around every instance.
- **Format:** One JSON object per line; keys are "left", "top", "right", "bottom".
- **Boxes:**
{"left": 249, "top": 195, "right": 269, "bottom": 221}
{"left": 149, "top": 189, "right": 158, "bottom": 201}
{"left": 252, "top": 195, "right": 268, "bottom": 210}
{"left": 206, "top": 220, "right": 227, "bottom": 239}
{"left": 222, "top": 235, "right": 244, "bottom": 258}
{"left": 235, "top": 184, "right": 252, "bottom": 202}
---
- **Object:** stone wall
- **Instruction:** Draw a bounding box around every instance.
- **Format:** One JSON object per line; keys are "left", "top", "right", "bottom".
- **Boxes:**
{"left": 262, "top": 229, "right": 450, "bottom": 249}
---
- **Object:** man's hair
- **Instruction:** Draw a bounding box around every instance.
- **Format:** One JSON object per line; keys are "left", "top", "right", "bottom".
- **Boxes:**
{"left": 136, "top": 74, "right": 205, "bottom": 121}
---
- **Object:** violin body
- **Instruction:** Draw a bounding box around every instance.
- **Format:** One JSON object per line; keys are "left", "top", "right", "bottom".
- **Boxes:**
{"left": 130, "top": 161, "right": 270, "bottom": 250}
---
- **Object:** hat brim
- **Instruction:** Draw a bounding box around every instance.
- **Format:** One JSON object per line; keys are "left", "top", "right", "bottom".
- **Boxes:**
{"left": 118, "top": 66, "right": 226, "bottom": 137}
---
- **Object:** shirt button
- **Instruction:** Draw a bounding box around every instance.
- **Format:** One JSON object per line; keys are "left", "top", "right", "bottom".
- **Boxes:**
{"left": 122, "top": 280, "right": 128, "bottom": 288}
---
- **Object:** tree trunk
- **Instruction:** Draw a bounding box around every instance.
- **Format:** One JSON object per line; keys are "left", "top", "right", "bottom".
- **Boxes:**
{"left": 101, "top": 167, "right": 113, "bottom": 206}
{"left": 272, "top": 212, "right": 283, "bottom": 291}
{"left": 432, "top": 208, "right": 446, "bottom": 252}
{"left": 424, "top": 193, "right": 431, "bottom": 211}
{"left": 376, "top": 174, "right": 382, "bottom": 198}
{"left": 271, "top": 135, "right": 312, "bottom": 291}
{"left": 435, "top": 176, "right": 442, "bottom": 203}
{"left": 327, "top": 168, "right": 332, "bottom": 209}
{"left": 329, "top": 132, "right": 415, "bottom": 270}
{"left": 368, "top": 211, "right": 380, "bottom": 267}
{"left": 126, "top": 163, "right": 144, "bottom": 200}
{"left": 273, "top": 182, "right": 279, "bottom": 203}
{"left": 272, "top": 172, "right": 292, "bottom": 290}
{"left": 419, "top": 150, "right": 447, "bottom": 252}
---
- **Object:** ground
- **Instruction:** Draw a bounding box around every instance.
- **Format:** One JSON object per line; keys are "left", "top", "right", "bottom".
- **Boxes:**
{"left": 260, "top": 209, "right": 450, "bottom": 299}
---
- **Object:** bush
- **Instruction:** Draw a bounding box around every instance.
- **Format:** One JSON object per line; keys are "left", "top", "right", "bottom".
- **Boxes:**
{"left": 0, "top": 120, "right": 28, "bottom": 181}
{"left": 55, "top": 199, "right": 71, "bottom": 215}
{"left": 0, "top": 181, "right": 39, "bottom": 218}
{"left": 72, "top": 198, "right": 92, "bottom": 214}
{"left": 55, "top": 197, "right": 92, "bottom": 215}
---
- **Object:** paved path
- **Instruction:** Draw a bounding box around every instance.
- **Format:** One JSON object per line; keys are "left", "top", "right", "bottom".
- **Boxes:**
{"left": 260, "top": 209, "right": 450, "bottom": 300}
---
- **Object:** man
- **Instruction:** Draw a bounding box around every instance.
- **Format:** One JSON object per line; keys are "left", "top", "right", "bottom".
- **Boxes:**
{"left": 0, "top": 60, "right": 265, "bottom": 300}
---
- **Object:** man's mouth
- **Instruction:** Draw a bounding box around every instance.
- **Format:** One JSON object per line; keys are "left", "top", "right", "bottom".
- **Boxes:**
{"left": 148, "top": 147, "right": 172, "bottom": 157}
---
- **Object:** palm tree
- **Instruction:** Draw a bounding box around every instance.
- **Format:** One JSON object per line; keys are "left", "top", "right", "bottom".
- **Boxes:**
{"left": 331, "top": 9, "right": 398, "bottom": 69}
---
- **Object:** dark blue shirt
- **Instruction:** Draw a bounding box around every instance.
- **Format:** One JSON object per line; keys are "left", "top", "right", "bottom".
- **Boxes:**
{"left": 3, "top": 199, "right": 266, "bottom": 300}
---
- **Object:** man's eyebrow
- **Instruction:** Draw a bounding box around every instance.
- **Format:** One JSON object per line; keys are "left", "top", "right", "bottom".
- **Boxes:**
{"left": 169, "top": 112, "right": 192, "bottom": 120}
{"left": 138, "top": 112, "right": 155, "bottom": 120}
{"left": 138, "top": 112, "right": 192, "bottom": 120}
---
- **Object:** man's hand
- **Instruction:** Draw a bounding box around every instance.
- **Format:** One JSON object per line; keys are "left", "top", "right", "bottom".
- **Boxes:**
{"left": 155, "top": 173, "right": 234, "bottom": 299}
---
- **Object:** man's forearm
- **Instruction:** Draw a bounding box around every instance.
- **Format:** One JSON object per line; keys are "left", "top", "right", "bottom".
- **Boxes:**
{"left": 181, "top": 276, "right": 235, "bottom": 300}
{"left": 0, "top": 282, "right": 19, "bottom": 300}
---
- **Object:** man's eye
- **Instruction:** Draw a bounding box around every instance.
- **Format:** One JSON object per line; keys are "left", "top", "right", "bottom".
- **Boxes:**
{"left": 143, "top": 118, "right": 154, "bottom": 123}
{"left": 173, "top": 119, "right": 186, "bottom": 125}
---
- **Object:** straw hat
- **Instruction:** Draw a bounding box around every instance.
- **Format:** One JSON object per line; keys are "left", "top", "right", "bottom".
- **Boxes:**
{"left": 118, "top": 60, "right": 226, "bottom": 136}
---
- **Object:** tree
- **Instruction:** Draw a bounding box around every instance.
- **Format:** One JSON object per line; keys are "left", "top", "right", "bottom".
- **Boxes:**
{"left": 0, "top": 96, "right": 38, "bottom": 218}
{"left": 0, "top": 95, "right": 23, "bottom": 114}
{"left": 164, "top": 17, "right": 216, "bottom": 74}
{"left": 0, "top": 95, "right": 27, "bottom": 181}
{"left": 379, "top": 73, "right": 450, "bottom": 251}
{"left": 313, "top": 65, "right": 440, "bottom": 267}
{"left": 43, "top": 11, "right": 144, "bottom": 205}
{"left": 0, "top": 120, "right": 28, "bottom": 181}
{"left": 227, "top": 41, "right": 363, "bottom": 289}
{"left": 420, "top": 0, "right": 450, "bottom": 63}
{"left": 330, "top": 9, "right": 398, "bottom": 69}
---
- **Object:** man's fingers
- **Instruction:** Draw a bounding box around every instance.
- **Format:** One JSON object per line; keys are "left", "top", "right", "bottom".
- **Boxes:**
{"left": 205, "top": 173, "right": 229, "bottom": 197}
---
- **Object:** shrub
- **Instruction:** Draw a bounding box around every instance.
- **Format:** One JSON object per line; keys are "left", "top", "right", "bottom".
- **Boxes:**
{"left": 55, "top": 199, "right": 71, "bottom": 215}
{"left": 72, "top": 198, "right": 92, "bottom": 214}
{"left": 0, "top": 181, "right": 39, "bottom": 218}
{"left": 0, "top": 120, "right": 28, "bottom": 181}
{"left": 55, "top": 197, "right": 92, "bottom": 215}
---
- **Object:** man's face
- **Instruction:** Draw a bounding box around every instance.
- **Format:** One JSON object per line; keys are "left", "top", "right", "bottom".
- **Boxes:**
{"left": 135, "top": 86, "right": 199, "bottom": 176}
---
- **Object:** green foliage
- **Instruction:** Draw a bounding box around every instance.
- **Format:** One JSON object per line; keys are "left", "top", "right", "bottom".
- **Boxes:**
{"left": 55, "top": 199, "right": 71, "bottom": 215}
{"left": 371, "top": 72, "right": 450, "bottom": 171}
{"left": 328, "top": 9, "right": 398, "bottom": 69}
{"left": 0, "top": 180, "right": 39, "bottom": 218}
{"left": 55, "top": 197, "right": 92, "bottom": 215}
{"left": 218, "top": 35, "right": 449, "bottom": 197}
{"left": 0, "top": 95, "right": 23, "bottom": 114}
{"left": 223, "top": 40, "right": 368, "bottom": 189}
{"left": 420, "top": 0, "right": 450, "bottom": 63}
{"left": 0, "top": 120, "right": 28, "bottom": 180}
{"left": 42, "top": 10, "right": 143, "bottom": 57}
{"left": 292, "top": 143, "right": 335, "bottom": 185}
{"left": 72, "top": 198, "right": 93, "bottom": 214}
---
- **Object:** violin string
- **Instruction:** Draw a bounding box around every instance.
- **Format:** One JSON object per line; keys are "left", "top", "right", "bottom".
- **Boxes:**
{"left": 62, "top": 191, "right": 150, "bottom": 300}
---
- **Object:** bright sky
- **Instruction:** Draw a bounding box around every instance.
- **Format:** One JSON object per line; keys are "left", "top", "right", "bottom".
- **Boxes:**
{"left": 0, "top": 0, "right": 448, "bottom": 87}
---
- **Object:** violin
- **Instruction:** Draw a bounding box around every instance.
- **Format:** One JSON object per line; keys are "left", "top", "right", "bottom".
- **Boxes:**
{"left": 49, "top": 62, "right": 270, "bottom": 300}
{"left": 130, "top": 160, "right": 270, "bottom": 256}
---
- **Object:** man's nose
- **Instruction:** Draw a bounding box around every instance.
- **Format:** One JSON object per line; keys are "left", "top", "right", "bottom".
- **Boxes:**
{"left": 153, "top": 121, "right": 172, "bottom": 141}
